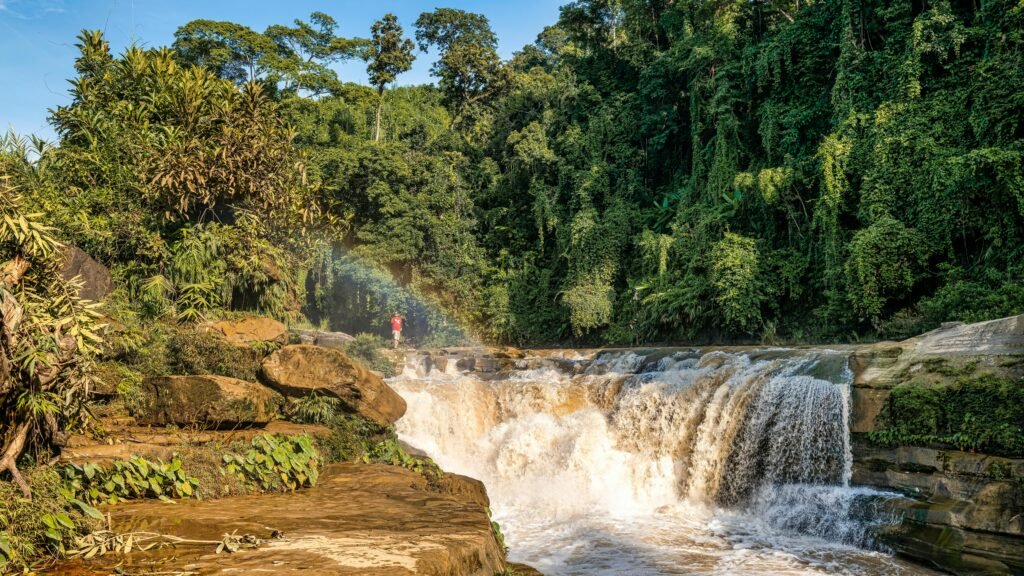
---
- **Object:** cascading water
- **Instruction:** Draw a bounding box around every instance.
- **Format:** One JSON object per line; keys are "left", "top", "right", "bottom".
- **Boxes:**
{"left": 391, "top": 348, "right": 933, "bottom": 575}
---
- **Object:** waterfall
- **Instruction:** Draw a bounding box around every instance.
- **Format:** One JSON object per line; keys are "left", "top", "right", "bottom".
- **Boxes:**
{"left": 390, "top": 348, "right": 923, "bottom": 575}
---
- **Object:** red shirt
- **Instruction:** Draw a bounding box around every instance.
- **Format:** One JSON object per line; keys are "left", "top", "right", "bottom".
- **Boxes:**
{"left": 390, "top": 316, "right": 403, "bottom": 331}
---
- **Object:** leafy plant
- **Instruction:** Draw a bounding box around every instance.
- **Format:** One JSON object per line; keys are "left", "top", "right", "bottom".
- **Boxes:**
{"left": 0, "top": 175, "right": 104, "bottom": 497}
{"left": 290, "top": 391, "right": 341, "bottom": 425}
{"left": 343, "top": 333, "right": 398, "bottom": 377}
{"left": 222, "top": 435, "right": 321, "bottom": 492}
{"left": 868, "top": 374, "right": 1024, "bottom": 457}
{"left": 61, "top": 456, "right": 200, "bottom": 505}
{"left": 486, "top": 507, "right": 508, "bottom": 554}
{"left": 362, "top": 436, "right": 443, "bottom": 485}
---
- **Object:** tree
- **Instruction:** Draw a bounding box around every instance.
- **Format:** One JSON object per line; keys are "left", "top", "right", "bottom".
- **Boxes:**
{"left": 174, "top": 12, "right": 366, "bottom": 96}
{"left": 367, "top": 14, "right": 416, "bottom": 142}
{"left": 264, "top": 12, "right": 366, "bottom": 95}
{"left": 172, "top": 20, "right": 276, "bottom": 83}
{"left": 414, "top": 8, "right": 503, "bottom": 128}
{"left": 0, "top": 171, "right": 101, "bottom": 498}
{"left": 47, "top": 31, "right": 325, "bottom": 322}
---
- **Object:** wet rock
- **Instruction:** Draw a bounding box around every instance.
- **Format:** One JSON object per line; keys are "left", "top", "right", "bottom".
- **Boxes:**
{"left": 850, "top": 387, "right": 889, "bottom": 434}
{"left": 475, "top": 356, "right": 497, "bottom": 373}
{"left": 138, "top": 375, "right": 284, "bottom": 428}
{"left": 60, "top": 246, "right": 112, "bottom": 302}
{"left": 261, "top": 345, "right": 406, "bottom": 426}
{"left": 436, "top": 473, "right": 491, "bottom": 509}
{"left": 850, "top": 314, "right": 1024, "bottom": 575}
{"left": 880, "top": 518, "right": 1024, "bottom": 576}
{"left": 59, "top": 463, "right": 506, "bottom": 576}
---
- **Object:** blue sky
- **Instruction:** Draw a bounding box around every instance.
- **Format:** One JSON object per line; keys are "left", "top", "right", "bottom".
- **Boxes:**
{"left": 0, "top": 0, "right": 564, "bottom": 140}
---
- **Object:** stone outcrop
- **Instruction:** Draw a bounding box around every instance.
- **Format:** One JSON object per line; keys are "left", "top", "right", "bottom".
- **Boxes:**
{"left": 850, "top": 314, "right": 1024, "bottom": 575}
{"left": 61, "top": 463, "right": 507, "bottom": 575}
{"left": 293, "top": 328, "right": 355, "bottom": 350}
{"left": 60, "top": 246, "right": 112, "bottom": 302}
{"left": 63, "top": 421, "right": 332, "bottom": 465}
{"left": 261, "top": 345, "right": 406, "bottom": 426}
{"left": 138, "top": 375, "right": 284, "bottom": 428}
{"left": 207, "top": 316, "right": 289, "bottom": 346}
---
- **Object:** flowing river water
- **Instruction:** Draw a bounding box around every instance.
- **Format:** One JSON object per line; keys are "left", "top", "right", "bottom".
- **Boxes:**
{"left": 390, "top": 348, "right": 938, "bottom": 576}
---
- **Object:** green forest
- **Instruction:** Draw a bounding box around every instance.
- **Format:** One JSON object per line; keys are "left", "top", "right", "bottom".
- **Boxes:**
{"left": 3, "top": 0, "right": 1023, "bottom": 350}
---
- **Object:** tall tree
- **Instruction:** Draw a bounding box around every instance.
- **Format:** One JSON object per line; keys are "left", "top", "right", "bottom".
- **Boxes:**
{"left": 414, "top": 8, "right": 502, "bottom": 128}
{"left": 172, "top": 20, "right": 276, "bottom": 83}
{"left": 367, "top": 13, "right": 416, "bottom": 142}
{"left": 265, "top": 11, "right": 366, "bottom": 95}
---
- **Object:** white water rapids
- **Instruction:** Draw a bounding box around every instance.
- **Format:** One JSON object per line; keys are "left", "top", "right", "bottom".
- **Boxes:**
{"left": 390, "top": 349, "right": 935, "bottom": 575}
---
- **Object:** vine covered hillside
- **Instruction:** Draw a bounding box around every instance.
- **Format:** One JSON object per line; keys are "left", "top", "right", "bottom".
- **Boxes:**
{"left": 3, "top": 1, "right": 1023, "bottom": 346}
{"left": 469, "top": 0, "right": 1024, "bottom": 344}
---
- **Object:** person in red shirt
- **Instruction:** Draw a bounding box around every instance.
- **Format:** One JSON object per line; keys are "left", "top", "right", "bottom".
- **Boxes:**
{"left": 390, "top": 312, "right": 403, "bottom": 349}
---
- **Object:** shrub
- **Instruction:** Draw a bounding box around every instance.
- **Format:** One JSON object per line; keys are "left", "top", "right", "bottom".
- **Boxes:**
{"left": 711, "top": 232, "right": 763, "bottom": 332}
{"left": 61, "top": 456, "right": 200, "bottom": 505}
{"left": 222, "top": 435, "right": 321, "bottom": 492}
{"left": 868, "top": 374, "right": 1024, "bottom": 456}
{"left": 344, "top": 333, "right": 397, "bottom": 377}
{"left": 290, "top": 391, "right": 341, "bottom": 425}
{"left": 0, "top": 468, "right": 100, "bottom": 570}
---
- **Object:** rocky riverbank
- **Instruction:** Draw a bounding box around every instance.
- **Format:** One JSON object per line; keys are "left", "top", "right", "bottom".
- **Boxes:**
{"left": 32, "top": 317, "right": 510, "bottom": 576}
{"left": 850, "top": 314, "right": 1024, "bottom": 575}
{"left": 56, "top": 463, "right": 506, "bottom": 576}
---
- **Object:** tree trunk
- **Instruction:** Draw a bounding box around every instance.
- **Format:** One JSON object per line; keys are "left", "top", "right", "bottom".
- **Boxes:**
{"left": 374, "top": 90, "right": 384, "bottom": 143}
{"left": 0, "top": 421, "right": 32, "bottom": 498}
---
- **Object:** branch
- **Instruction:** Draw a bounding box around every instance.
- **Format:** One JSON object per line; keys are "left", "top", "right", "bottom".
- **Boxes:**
{"left": 0, "top": 421, "right": 33, "bottom": 498}
{"left": 2, "top": 256, "right": 30, "bottom": 289}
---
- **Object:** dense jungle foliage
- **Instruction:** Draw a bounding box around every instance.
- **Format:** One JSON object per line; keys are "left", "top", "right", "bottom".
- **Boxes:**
{"left": 2, "top": 0, "right": 1022, "bottom": 349}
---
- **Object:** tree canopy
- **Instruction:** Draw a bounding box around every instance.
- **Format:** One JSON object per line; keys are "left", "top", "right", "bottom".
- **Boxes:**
{"left": 3, "top": 0, "right": 1023, "bottom": 349}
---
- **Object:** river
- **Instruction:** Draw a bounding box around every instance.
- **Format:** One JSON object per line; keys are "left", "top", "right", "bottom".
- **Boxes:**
{"left": 390, "top": 348, "right": 940, "bottom": 575}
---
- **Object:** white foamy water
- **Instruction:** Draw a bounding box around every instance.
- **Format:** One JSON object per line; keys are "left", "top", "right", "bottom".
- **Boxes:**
{"left": 391, "top": 349, "right": 935, "bottom": 575}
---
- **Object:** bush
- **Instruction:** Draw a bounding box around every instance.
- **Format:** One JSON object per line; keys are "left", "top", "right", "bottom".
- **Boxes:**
{"left": 61, "top": 457, "right": 200, "bottom": 505}
{"left": 868, "top": 374, "right": 1024, "bottom": 456}
{"left": 113, "top": 323, "right": 265, "bottom": 381}
{"left": 222, "top": 435, "right": 321, "bottom": 492}
{"left": 0, "top": 468, "right": 100, "bottom": 570}
{"left": 344, "top": 333, "right": 397, "bottom": 377}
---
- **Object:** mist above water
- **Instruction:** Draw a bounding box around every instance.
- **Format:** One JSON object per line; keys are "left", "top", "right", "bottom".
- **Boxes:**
{"left": 391, "top": 349, "right": 933, "bottom": 575}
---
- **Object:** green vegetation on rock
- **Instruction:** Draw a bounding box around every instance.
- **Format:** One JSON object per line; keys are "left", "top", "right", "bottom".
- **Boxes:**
{"left": 868, "top": 373, "right": 1024, "bottom": 456}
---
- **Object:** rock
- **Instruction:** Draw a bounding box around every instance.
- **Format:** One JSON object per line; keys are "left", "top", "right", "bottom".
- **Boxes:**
{"left": 508, "top": 564, "right": 545, "bottom": 576}
{"left": 60, "top": 246, "right": 112, "bottom": 301}
{"left": 261, "top": 345, "right": 406, "bottom": 426}
{"left": 850, "top": 386, "right": 889, "bottom": 434}
{"left": 436, "top": 473, "right": 491, "bottom": 509}
{"left": 492, "top": 347, "right": 527, "bottom": 359}
{"left": 61, "top": 463, "right": 507, "bottom": 575}
{"left": 138, "top": 375, "right": 284, "bottom": 429}
{"left": 208, "top": 317, "right": 288, "bottom": 346}
{"left": 291, "top": 329, "right": 355, "bottom": 350}
{"left": 63, "top": 421, "right": 333, "bottom": 466}
{"left": 850, "top": 314, "right": 1024, "bottom": 575}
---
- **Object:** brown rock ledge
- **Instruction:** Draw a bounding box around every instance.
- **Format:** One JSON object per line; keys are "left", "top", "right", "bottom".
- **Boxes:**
{"left": 56, "top": 463, "right": 507, "bottom": 575}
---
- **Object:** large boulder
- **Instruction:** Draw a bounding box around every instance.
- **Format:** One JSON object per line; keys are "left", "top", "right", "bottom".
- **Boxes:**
{"left": 261, "top": 345, "right": 406, "bottom": 426}
{"left": 138, "top": 375, "right": 284, "bottom": 428}
{"left": 60, "top": 246, "right": 112, "bottom": 302}
{"left": 207, "top": 317, "right": 288, "bottom": 346}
